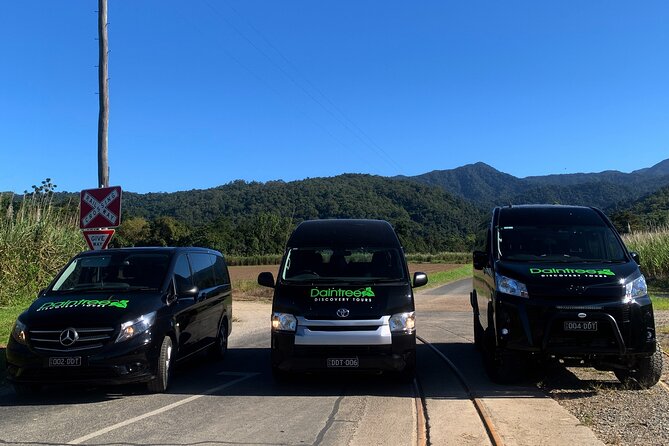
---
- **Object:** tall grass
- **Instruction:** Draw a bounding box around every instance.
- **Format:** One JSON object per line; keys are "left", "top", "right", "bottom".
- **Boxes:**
{"left": 622, "top": 227, "right": 669, "bottom": 285}
{"left": 0, "top": 194, "right": 84, "bottom": 307}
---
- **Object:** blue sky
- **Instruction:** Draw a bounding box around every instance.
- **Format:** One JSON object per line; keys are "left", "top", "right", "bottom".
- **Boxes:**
{"left": 1, "top": 1, "right": 668, "bottom": 193}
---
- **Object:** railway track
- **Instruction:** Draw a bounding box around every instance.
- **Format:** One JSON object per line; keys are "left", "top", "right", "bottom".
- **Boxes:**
{"left": 414, "top": 335, "right": 504, "bottom": 446}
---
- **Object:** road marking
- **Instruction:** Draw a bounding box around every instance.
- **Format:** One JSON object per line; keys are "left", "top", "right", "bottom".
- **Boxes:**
{"left": 67, "top": 372, "right": 259, "bottom": 445}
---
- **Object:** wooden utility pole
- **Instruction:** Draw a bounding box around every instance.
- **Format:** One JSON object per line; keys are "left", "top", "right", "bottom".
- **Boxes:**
{"left": 97, "top": 0, "right": 110, "bottom": 188}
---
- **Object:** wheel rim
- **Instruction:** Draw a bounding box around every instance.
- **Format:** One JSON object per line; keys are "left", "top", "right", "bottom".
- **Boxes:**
{"left": 165, "top": 344, "right": 172, "bottom": 374}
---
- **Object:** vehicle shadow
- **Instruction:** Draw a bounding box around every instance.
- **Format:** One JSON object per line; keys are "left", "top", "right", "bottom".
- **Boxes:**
{"left": 0, "top": 343, "right": 632, "bottom": 406}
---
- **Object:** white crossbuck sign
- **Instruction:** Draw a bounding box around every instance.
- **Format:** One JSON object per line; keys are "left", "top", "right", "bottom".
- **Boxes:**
{"left": 81, "top": 189, "right": 120, "bottom": 227}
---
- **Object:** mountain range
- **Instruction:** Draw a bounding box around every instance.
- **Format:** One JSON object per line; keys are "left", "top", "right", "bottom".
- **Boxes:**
{"left": 397, "top": 158, "right": 669, "bottom": 210}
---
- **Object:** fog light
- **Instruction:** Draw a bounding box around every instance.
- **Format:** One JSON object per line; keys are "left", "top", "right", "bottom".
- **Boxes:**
{"left": 501, "top": 328, "right": 509, "bottom": 336}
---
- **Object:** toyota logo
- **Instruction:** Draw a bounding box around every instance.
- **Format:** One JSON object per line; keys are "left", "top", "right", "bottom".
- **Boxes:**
{"left": 336, "top": 308, "right": 350, "bottom": 318}
{"left": 59, "top": 328, "right": 79, "bottom": 347}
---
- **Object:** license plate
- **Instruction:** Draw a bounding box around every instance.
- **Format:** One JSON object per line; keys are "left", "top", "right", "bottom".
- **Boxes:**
{"left": 564, "top": 321, "right": 598, "bottom": 332}
{"left": 326, "top": 357, "right": 359, "bottom": 368}
{"left": 48, "top": 357, "right": 82, "bottom": 367}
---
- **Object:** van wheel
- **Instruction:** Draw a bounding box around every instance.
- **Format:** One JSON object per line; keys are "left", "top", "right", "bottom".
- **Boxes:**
{"left": 210, "top": 318, "right": 228, "bottom": 360}
{"left": 615, "top": 346, "right": 663, "bottom": 389}
{"left": 12, "top": 383, "right": 40, "bottom": 397}
{"left": 397, "top": 358, "right": 416, "bottom": 383}
{"left": 147, "top": 336, "right": 172, "bottom": 393}
{"left": 271, "top": 365, "right": 292, "bottom": 383}
{"left": 483, "top": 327, "right": 517, "bottom": 384}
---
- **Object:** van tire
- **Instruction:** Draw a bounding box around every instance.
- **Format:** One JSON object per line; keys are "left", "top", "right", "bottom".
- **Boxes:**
{"left": 483, "top": 327, "right": 517, "bottom": 384}
{"left": 396, "top": 355, "right": 416, "bottom": 383}
{"left": 615, "top": 345, "right": 663, "bottom": 389}
{"left": 210, "top": 317, "right": 228, "bottom": 360}
{"left": 147, "top": 336, "right": 172, "bottom": 393}
{"left": 12, "top": 383, "right": 40, "bottom": 397}
{"left": 271, "top": 365, "right": 292, "bottom": 383}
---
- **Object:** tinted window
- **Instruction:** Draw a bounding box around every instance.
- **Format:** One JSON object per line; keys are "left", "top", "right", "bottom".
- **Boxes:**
{"left": 52, "top": 252, "right": 171, "bottom": 292}
{"left": 213, "top": 255, "right": 230, "bottom": 285}
{"left": 281, "top": 247, "right": 405, "bottom": 283}
{"left": 190, "top": 253, "right": 216, "bottom": 290}
{"left": 496, "top": 225, "right": 627, "bottom": 262}
{"left": 173, "top": 254, "right": 193, "bottom": 294}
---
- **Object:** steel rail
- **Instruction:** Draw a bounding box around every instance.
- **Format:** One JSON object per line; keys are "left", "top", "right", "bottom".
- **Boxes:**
{"left": 417, "top": 335, "right": 504, "bottom": 446}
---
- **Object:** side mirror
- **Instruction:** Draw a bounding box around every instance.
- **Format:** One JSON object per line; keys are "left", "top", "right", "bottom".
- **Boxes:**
{"left": 258, "top": 272, "right": 275, "bottom": 288}
{"left": 473, "top": 250, "right": 488, "bottom": 270}
{"left": 413, "top": 272, "right": 428, "bottom": 288}
{"left": 630, "top": 251, "right": 641, "bottom": 265}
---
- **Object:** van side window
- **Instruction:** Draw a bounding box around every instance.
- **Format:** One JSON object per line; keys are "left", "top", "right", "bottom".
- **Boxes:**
{"left": 213, "top": 255, "right": 230, "bottom": 285}
{"left": 173, "top": 254, "right": 193, "bottom": 294}
{"left": 190, "top": 253, "right": 216, "bottom": 290}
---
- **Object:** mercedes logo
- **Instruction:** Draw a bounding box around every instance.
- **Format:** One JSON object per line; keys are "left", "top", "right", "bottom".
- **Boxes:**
{"left": 59, "top": 328, "right": 79, "bottom": 347}
{"left": 336, "top": 308, "right": 350, "bottom": 318}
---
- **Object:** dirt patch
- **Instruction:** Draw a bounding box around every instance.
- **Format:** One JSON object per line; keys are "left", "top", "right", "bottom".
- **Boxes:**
{"left": 229, "top": 265, "right": 279, "bottom": 282}
{"left": 409, "top": 263, "right": 462, "bottom": 276}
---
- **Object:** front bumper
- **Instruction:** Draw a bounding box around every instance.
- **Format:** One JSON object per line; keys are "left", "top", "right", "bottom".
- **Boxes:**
{"left": 494, "top": 294, "right": 657, "bottom": 357}
{"left": 271, "top": 331, "right": 416, "bottom": 373}
{"left": 6, "top": 332, "right": 161, "bottom": 386}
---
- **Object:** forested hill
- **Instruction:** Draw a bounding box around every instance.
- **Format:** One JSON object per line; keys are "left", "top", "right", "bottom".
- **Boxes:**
{"left": 609, "top": 185, "right": 669, "bottom": 231}
{"left": 397, "top": 159, "right": 669, "bottom": 209}
{"left": 119, "top": 174, "right": 484, "bottom": 254}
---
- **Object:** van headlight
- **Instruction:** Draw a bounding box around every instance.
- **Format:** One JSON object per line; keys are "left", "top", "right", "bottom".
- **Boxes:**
{"left": 116, "top": 312, "right": 156, "bottom": 343}
{"left": 625, "top": 275, "right": 647, "bottom": 300}
{"left": 389, "top": 311, "right": 416, "bottom": 334}
{"left": 11, "top": 319, "right": 28, "bottom": 345}
{"left": 272, "top": 312, "right": 297, "bottom": 332}
{"left": 496, "top": 273, "right": 529, "bottom": 298}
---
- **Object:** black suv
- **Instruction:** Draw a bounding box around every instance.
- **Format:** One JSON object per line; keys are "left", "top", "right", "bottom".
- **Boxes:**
{"left": 7, "top": 247, "right": 232, "bottom": 394}
{"left": 471, "top": 205, "right": 662, "bottom": 388}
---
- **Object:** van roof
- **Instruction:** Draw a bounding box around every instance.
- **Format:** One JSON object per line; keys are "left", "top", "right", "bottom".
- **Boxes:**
{"left": 287, "top": 219, "right": 401, "bottom": 248}
{"left": 76, "top": 246, "right": 221, "bottom": 258}
{"left": 497, "top": 205, "right": 607, "bottom": 227}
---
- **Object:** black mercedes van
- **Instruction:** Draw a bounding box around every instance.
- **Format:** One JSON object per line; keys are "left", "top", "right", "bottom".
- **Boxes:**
{"left": 471, "top": 205, "right": 662, "bottom": 388}
{"left": 6, "top": 247, "right": 232, "bottom": 394}
{"left": 258, "top": 219, "right": 427, "bottom": 380}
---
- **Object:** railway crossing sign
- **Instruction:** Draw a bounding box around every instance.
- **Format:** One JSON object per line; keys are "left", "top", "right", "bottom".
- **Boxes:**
{"left": 83, "top": 229, "right": 115, "bottom": 250}
{"left": 79, "top": 186, "right": 122, "bottom": 229}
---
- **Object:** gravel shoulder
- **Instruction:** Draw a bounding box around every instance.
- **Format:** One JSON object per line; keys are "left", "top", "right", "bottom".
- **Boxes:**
{"left": 539, "top": 309, "right": 669, "bottom": 446}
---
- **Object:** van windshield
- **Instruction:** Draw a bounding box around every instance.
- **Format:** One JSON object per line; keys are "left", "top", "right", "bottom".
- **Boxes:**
{"left": 496, "top": 225, "right": 628, "bottom": 263}
{"left": 51, "top": 252, "right": 171, "bottom": 292}
{"left": 281, "top": 247, "right": 406, "bottom": 283}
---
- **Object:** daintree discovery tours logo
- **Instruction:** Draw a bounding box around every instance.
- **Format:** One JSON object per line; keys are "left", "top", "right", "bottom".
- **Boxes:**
{"left": 530, "top": 268, "right": 616, "bottom": 278}
{"left": 37, "top": 298, "right": 130, "bottom": 312}
{"left": 311, "top": 287, "right": 375, "bottom": 303}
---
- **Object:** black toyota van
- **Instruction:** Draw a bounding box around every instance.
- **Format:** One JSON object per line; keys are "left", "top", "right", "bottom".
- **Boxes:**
{"left": 471, "top": 205, "right": 662, "bottom": 388}
{"left": 258, "top": 219, "right": 427, "bottom": 380}
{"left": 6, "top": 247, "right": 232, "bottom": 394}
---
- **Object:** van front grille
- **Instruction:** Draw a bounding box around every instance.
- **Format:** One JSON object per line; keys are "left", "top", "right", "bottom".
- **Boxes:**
{"left": 29, "top": 327, "right": 115, "bottom": 352}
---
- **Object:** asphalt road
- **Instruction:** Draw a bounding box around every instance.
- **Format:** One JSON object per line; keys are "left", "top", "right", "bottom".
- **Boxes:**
{"left": 0, "top": 281, "right": 604, "bottom": 446}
